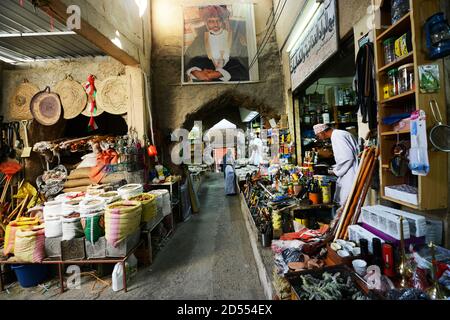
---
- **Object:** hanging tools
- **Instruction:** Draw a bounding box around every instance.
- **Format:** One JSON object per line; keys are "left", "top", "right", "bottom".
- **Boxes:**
{"left": 20, "top": 120, "right": 32, "bottom": 158}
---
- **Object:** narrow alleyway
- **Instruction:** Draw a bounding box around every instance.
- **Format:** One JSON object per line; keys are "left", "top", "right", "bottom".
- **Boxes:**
{"left": 0, "top": 173, "right": 265, "bottom": 300}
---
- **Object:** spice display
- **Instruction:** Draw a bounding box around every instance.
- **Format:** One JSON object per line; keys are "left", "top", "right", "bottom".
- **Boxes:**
{"left": 293, "top": 272, "right": 369, "bottom": 300}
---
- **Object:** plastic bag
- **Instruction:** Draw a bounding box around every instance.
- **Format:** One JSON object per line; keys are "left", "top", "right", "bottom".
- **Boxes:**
{"left": 281, "top": 248, "right": 302, "bottom": 264}
{"left": 409, "top": 111, "right": 429, "bottom": 176}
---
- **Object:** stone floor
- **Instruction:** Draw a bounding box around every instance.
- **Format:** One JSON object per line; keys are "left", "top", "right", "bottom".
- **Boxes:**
{"left": 0, "top": 173, "right": 265, "bottom": 300}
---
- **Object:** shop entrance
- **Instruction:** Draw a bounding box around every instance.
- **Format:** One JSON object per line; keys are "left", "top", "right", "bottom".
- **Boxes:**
{"left": 293, "top": 34, "right": 359, "bottom": 167}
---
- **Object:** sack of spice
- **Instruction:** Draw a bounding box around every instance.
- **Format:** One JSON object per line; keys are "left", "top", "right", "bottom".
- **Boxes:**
{"left": 105, "top": 201, "right": 142, "bottom": 247}
{"left": 14, "top": 226, "right": 46, "bottom": 263}
{"left": 80, "top": 211, "right": 105, "bottom": 244}
{"left": 129, "top": 193, "right": 157, "bottom": 223}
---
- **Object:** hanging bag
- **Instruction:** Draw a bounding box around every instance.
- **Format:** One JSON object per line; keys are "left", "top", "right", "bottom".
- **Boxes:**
{"left": 409, "top": 110, "right": 430, "bottom": 176}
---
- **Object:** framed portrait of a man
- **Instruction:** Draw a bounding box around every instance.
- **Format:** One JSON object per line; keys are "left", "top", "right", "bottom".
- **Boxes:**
{"left": 182, "top": 3, "right": 259, "bottom": 84}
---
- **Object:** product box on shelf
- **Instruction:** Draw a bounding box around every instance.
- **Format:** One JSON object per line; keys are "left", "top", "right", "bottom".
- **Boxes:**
{"left": 85, "top": 237, "right": 107, "bottom": 259}
{"left": 45, "top": 236, "right": 62, "bottom": 258}
{"left": 61, "top": 237, "right": 86, "bottom": 261}
{"left": 384, "top": 185, "right": 418, "bottom": 205}
{"left": 106, "top": 229, "right": 141, "bottom": 258}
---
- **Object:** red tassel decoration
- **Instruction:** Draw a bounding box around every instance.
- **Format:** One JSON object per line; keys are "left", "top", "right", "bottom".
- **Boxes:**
{"left": 84, "top": 75, "right": 98, "bottom": 132}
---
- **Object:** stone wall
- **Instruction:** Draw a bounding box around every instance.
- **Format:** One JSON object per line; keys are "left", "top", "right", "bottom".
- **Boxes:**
{"left": 151, "top": 0, "right": 285, "bottom": 136}
{"left": 1, "top": 56, "right": 125, "bottom": 122}
{"left": 0, "top": 56, "right": 126, "bottom": 182}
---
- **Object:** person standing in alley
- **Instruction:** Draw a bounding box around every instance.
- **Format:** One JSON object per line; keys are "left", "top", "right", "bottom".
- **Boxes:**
{"left": 223, "top": 148, "right": 236, "bottom": 195}
{"left": 313, "top": 124, "right": 359, "bottom": 207}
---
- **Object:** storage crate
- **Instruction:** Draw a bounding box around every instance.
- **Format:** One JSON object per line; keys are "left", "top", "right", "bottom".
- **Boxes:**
{"left": 45, "top": 236, "right": 62, "bottom": 258}
{"left": 368, "top": 205, "right": 427, "bottom": 238}
{"left": 285, "top": 265, "right": 380, "bottom": 300}
{"left": 384, "top": 185, "right": 418, "bottom": 205}
{"left": 85, "top": 237, "right": 107, "bottom": 259}
{"left": 61, "top": 237, "right": 86, "bottom": 261}
{"left": 360, "top": 206, "right": 410, "bottom": 240}
{"left": 106, "top": 229, "right": 141, "bottom": 258}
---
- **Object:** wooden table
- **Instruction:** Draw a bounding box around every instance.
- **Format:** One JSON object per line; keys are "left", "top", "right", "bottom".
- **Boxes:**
{"left": 0, "top": 240, "right": 143, "bottom": 294}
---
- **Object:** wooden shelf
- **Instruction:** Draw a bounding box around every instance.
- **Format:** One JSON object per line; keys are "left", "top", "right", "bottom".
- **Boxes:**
{"left": 378, "top": 52, "right": 414, "bottom": 73}
{"left": 381, "top": 195, "right": 419, "bottom": 210}
{"left": 376, "top": 12, "right": 411, "bottom": 42}
{"left": 381, "top": 90, "right": 415, "bottom": 104}
{"left": 381, "top": 130, "right": 410, "bottom": 136}
{"left": 375, "top": 0, "right": 448, "bottom": 212}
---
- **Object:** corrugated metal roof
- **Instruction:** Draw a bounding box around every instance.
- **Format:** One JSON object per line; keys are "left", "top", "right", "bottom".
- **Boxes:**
{"left": 0, "top": 0, "right": 104, "bottom": 63}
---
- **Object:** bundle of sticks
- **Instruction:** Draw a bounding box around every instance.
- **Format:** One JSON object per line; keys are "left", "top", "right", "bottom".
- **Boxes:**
{"left": 333, "top": 145, "right": 380, "bottom": 241}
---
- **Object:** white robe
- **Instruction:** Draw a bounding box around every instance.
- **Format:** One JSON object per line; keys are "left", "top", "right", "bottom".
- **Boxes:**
{"left": 249, "top": 137, "right": 263, "bottom": 166}
{"left": 331, "top": 130, "right": 359, "bottom": 206}
{"left": 225, "top": 165, "right": 236, "bottom": 195}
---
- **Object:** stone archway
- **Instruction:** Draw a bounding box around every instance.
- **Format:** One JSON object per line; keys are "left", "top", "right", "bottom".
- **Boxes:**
{"left": 161, "top": 89, "right": 281, "bottom": 174}
{"left": 181, "top": 89, "right": 280, "bottom": 131}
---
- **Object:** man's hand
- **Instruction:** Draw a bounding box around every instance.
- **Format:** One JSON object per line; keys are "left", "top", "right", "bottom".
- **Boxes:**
{"left": 191, "top": 70, "right": 210, "bottom": 81}
{"left": 192, "top": 69, "right": 223, "bottom": 81}
{"left": 204, "top": 69, "right": 222, "bottom": 80}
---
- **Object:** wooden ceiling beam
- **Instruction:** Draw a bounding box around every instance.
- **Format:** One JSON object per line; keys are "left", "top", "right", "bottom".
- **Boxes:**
{"left": 44, "top": 0, "right": 140, "bottom": 66}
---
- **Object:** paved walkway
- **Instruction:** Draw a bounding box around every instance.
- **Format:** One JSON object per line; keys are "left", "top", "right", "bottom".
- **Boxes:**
{"left": 0, "top": 173, "right": 265, "bottom": 300}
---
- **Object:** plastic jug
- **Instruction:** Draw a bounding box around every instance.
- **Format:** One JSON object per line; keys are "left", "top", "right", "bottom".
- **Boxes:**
{"left": 112, "top": 254, "right": 138, "bottom": 292}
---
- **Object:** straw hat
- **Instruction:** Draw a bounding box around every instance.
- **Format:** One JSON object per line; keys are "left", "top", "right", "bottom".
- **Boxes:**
{"left": 54, "top": 76, "right": 87, "bottom": 119}
{"left": 9, "top": 80, "right": 39, "bottom": 121}
{"left": 30, "top": 87, "right": 62, "bottom": 126}
{"left": 96, "top": 76, "right": 129, "bottom": 115}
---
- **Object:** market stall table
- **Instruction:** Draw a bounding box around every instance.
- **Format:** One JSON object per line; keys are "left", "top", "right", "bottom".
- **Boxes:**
{"left": 0, "top": 239, "right": 143, "bottom": 294}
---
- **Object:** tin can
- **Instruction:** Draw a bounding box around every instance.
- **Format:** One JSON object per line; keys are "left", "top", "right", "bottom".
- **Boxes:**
{"left": 321, "top": 184, "right": 331, "bottom": 204}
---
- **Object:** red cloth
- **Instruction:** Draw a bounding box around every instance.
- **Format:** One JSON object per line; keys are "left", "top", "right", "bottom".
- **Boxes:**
{"left": 280, "top": 225, "right": 330, "bottom": 242}
{"left": 90, "top": 150, "right": 118, "bottom": 184}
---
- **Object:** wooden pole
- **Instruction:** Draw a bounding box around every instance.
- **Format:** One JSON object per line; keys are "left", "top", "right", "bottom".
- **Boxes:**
{"left": 333, "top": 148, "right": 369, "bottom": 241}
{"left": 339, "top": 148, "right": 375, "bottom": 239}
{"left": 345, "top": 147, "right": 380, "bottom": 239}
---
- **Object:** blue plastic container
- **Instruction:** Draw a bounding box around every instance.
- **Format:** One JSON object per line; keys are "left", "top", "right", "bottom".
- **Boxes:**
{"left": 11, "top": 264, "right": 49, "bottom": 288}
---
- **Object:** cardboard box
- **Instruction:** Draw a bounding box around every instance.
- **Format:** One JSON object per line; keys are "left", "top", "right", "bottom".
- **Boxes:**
{"left": 85, "top": 237, "right": 107, "bottom": 259}
{"left": 45, "top": 236, "right": 62, "bottom": 258}
{"left": 61, "top": 237, "right": 86, "bottom": 261}
{"left": 106, "top": 229, "right": 141, "bottom": 258}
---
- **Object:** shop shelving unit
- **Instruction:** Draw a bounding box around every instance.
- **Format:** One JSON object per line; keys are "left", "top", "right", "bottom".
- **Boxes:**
{"left": 374, "top": 0, "right": 448, "bottom": 211}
